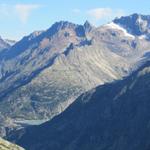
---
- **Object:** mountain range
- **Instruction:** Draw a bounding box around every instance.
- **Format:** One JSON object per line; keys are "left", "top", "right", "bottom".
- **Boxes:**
{"left": 0, "top": 13, "right": 150, "bottom": 138}
{"left": 8, "top": 58, "right": 150, "bottom": 150}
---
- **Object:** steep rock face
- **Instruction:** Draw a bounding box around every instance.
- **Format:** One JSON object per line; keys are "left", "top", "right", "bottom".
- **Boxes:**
{"left": 0, "top": 138, "right": 24, "bottom": 150}
{"left": 9, "top": 61, "right": 150, "bottom": 150}
{"left": 1, "top": 15, "right": 150, "bottom": 137}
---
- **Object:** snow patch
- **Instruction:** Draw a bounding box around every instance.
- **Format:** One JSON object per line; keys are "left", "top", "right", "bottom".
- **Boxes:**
{"left": 14, "top": 119, "right": 48, "bottom": 126}
{"left": 137, "top": 16, "right": 143, "bottom": 24}
{"left": 104, "top": 22, "right": 135, "bottom": 39}
{"left": 139, "top": 35, "right": 146, "bottom": 40}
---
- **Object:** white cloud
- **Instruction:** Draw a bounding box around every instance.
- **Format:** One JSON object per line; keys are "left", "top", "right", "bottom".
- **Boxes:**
{"left": 0, "top": 4, "right": 41, "bottom": 24}
{"left": 88, "top": 8, "right": 112, "bottom": 20}
{"left": 87, "top": 8, "right": 125, "bottom": 24}
{"left": 15, "top": 4, "right": 41, "bottom": 24}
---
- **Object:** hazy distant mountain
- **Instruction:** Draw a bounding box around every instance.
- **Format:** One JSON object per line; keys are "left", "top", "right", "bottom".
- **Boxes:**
{"left": 4, "top": 39, "right": 16, "bottom": 46}
{"left": 0, "top": 137, "right": 24, "bottom": 150}
{"left": 9, "top": 61, "right": 150, "bottom": 150}
{"left": 1, "top": 14, "right": 150, "bottom": 137}
{"left": 0, "top": 36, "right": 10, "bottom": 51}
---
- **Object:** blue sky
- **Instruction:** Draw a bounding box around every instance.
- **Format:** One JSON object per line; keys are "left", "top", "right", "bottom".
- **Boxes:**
{"left": 0, "top": 0, "right": 150, "bottom": 40}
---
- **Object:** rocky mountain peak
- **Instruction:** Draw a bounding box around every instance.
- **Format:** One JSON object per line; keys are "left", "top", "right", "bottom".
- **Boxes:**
{"left": 46, "top": 21, "right": 86, "bottom": 38}
{"left": 84, "top": 20, "right": 93, "bottom": 32}
{"left": 55, "top": 21, "right": 77, "bottom": 29}
{"left": 46, "top": 21, "right": 76, "bottom": 36}
{"left": 113, "top": 13, "right": 150, "bottom": 36}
